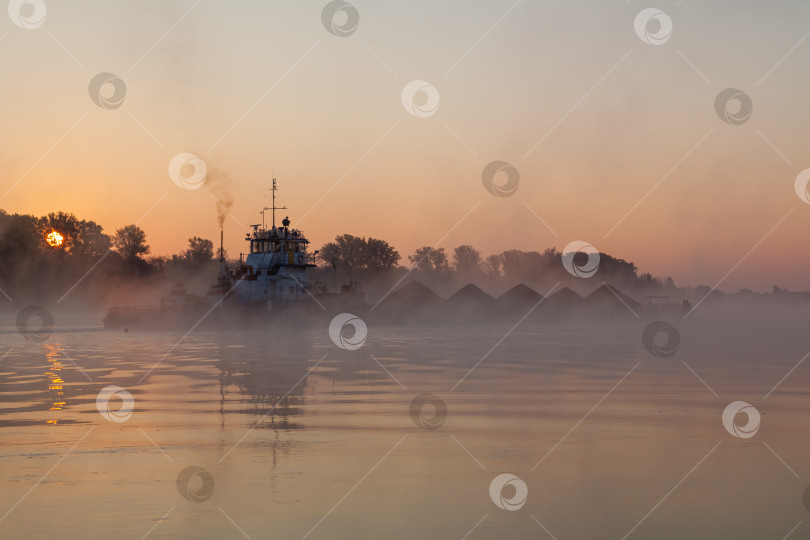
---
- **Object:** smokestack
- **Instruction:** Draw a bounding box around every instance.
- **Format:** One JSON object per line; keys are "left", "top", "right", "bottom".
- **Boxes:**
{"left": 218, "top": 229, "right": 227, "bottom": 280}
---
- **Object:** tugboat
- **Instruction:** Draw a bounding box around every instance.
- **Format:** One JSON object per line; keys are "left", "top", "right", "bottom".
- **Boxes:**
{"left": 103, "top": 179, "right": 365, "bottom": 330}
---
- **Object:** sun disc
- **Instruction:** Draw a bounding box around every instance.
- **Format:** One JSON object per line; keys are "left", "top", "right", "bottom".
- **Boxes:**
{"left": 46, "top": 230, "right": 64, "bottom": 247}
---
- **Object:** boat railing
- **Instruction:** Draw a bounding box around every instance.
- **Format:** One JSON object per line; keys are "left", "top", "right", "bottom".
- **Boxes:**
{"left": 311, "top": 281, "right": 329, "bottom": 294}
{"left": 341, "top": 281, "right": 363, "bottom": 294}
{"left": 106, "top": 305, "right": 162, "bottom": 313}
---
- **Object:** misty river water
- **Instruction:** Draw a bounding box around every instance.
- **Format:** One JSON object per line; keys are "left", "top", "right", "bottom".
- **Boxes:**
{"left": 1, "top": 306, "right": 809, "bottom": 539}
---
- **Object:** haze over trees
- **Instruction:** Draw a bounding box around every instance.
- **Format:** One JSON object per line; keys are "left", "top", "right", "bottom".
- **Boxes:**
{"left": 182, "top": 237, "right": 214, "bottom": 267}
{"left": 408, "top": 246, "right": 450, "bottom": 275}
{"left": 0, "top": 210, "right": 219, "bottom": 305}
{"left": 3, "top": 208, "right": 794, "bottom": 308}
{"left": 112, "top": 225, "right": 150, "bottom": 269}
{"left": 317, "top": 234, "right": 400, "bottom": 273}
{"left": 453, "top": 245, "right": 482, "bottom": 272}
{"left": 313, "top": 235, "right": 681, "bottom": 301}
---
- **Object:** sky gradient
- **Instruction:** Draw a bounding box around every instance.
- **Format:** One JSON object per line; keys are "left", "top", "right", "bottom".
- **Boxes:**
{"left": 2, "top": 0, "right": 809, "bottom": 291}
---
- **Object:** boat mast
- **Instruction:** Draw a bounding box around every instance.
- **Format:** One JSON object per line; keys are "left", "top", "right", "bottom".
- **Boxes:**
{"left": 261, "top": 177, "right": 287, "bottom": 230}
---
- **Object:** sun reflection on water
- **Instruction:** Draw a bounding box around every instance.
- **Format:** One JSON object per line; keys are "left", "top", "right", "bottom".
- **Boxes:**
{"left": 44, "top": 344, "right": 66, "bottom": 418}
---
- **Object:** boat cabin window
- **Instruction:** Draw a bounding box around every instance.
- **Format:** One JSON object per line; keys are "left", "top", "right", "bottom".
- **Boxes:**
{"left": 250, "top": 239, "right": 284, "bottom": 253}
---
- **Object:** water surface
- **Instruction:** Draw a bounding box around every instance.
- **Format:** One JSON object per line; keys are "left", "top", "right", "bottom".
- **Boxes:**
{"left": 1, "top": 307, "right": 808, "bottom": 539}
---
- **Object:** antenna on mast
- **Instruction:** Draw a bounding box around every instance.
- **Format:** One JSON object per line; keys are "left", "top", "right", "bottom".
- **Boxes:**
{"left": 261, "top": 176, "right": 287, "bottom": 230}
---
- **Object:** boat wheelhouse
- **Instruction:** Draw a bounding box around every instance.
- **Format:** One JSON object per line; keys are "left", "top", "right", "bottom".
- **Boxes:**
{"left": 103, "top": 178, "right": 365, "bottom": 329}
{"left": 208, "top": 179, "right": 319, "bottom": 309}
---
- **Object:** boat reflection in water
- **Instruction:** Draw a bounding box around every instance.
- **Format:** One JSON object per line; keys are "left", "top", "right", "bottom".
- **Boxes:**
{"left": 214, "top": 338, "right": 313, "bottom": 434}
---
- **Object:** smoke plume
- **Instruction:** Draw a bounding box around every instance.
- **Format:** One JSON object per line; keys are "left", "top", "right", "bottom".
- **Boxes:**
{"left": 206, "top": 167, "right": 233, "bottom": 229}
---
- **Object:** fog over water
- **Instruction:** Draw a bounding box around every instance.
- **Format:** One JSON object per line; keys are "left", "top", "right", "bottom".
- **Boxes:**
{"left": 1, "top": 304, "right": 809, "bottom": 539}
{"left": 2, "top": 1, "right": 810, "bottom": 538}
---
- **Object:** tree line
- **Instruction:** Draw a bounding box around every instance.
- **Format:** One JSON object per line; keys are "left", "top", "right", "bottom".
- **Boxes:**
{"left": 312, "top": 234, "right": 677, "bottom": 296}
{"left": 0, "top": 210, "right": 216, "bottom": 304}
{"left": 1, "top": 210, "right": 678, "bottom": 305}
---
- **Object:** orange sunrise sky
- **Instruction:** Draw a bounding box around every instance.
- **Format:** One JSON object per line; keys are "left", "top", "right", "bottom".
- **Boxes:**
{"left": 1, "top": 1, "right": 809, "bottom": 291}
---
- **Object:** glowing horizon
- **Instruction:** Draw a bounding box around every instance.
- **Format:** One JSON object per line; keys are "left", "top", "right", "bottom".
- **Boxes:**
{"left": 2, "top": 1, "right": 810, "bottom": 292}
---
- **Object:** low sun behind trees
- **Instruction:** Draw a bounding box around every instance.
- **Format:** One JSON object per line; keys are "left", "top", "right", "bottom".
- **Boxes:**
{"left": 0, "top": 210, "right": 219, "bottom": 305}
{"left": 43, "top": 211, "right": 110, "bottom": 258}
{"left": 1, "top": 207, "right": 682, "bottom": 306}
